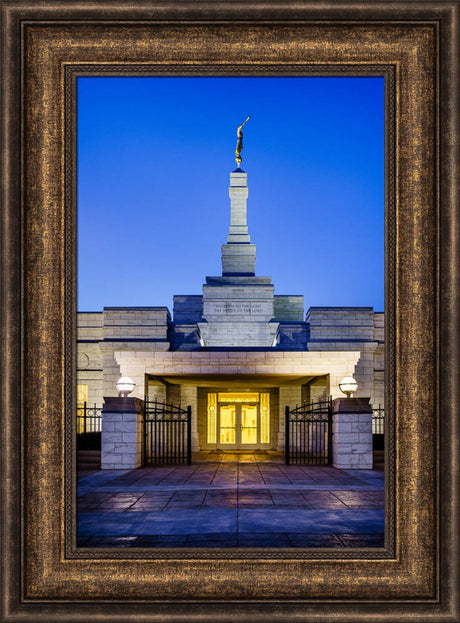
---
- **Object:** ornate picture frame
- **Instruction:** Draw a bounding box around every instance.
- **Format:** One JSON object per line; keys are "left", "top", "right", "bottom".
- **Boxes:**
{"left": 1, "top": 2, "right": 458, "bottom": 621}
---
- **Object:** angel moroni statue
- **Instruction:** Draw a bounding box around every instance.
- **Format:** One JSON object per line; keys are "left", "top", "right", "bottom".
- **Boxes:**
{"left": 235, "top": 116, "right": 251, "bottom": 166}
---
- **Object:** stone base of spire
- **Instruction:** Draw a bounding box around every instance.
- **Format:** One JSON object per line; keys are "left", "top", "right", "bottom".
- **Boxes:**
{"left": 221, "top": 243, "right": 256, "bottom": 276}
{"left": 198, "top": 320, "right": 279, "bottom": 347}
{"left": 199, "top": 279, "right": 279, "bottom": 347}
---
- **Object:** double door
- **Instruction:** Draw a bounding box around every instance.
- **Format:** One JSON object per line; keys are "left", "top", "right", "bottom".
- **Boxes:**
{"left": 218, "top": 403, "right": 259, "bottom": 449}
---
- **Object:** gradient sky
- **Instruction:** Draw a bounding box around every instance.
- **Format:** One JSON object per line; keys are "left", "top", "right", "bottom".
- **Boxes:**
{"left": 77, "top": 76, "right": 384, "bottom": 313}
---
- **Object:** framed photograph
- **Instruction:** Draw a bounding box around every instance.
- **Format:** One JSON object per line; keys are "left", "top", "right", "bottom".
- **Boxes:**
{"left": 75, "top": 73, "right": 386, "bottom": 553}
{"left": 1, "top": 1, "right": 458, "bottom": 621}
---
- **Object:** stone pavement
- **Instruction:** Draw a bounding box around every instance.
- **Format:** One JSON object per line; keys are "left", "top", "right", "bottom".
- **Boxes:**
{"left": 77, "top": 451, "right": 384, "bottom": 548}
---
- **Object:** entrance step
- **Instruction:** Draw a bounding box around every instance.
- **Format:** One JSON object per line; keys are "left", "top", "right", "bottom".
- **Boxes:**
{"left": 196, "top": 450, "right": 284, "bottom": 463}
{"left": 373, "top": 449, "right": 384, "bottom": 468}
{"left": 78, "top": 450, "right": 101, "bottom": 470}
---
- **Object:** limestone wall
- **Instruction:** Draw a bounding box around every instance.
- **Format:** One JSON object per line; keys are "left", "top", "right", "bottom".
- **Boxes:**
{"left": 115, "top": 349, "right": 361, "bottom": 403}
{"left": 77, "top": 313, "right": 103, "bottom": 405}
{"left": 77, "top": 312, "right": 103, "bottom": 340}
{"left": 306, "top": 307, "right": 384, "bottom": 409}
{"left": 173, "top": 295, "right": 203, "bottom": 323}
{"left": 77, "top": 306, "right": 385, "bottom": 416}
{"left": 278, "top": 386, "right": 302, "bottom": 450}
{"left": 169, "top": 324, "right": 201, "bottom": 350}
{"left": 103, "top": 307, "right": 170, "bottom": 341}
{"left": 274, "top": 295, "right": 304, "bottom": 321}
{"left": 146, "top": 380, "right": 167, "bottom": 403}
{"left": 200, "top": 281, "right": 278, "bottom": 347}
{"left": 276, "top": 322, "right": 309, "bottom": 349}
{"left": 197, "top": 389, "right": 208, "bottom": 448}
{"left": 101, "top": 398, "right": 144, "bottom": 470}
{"left": 78, "top": 307, "right": 171, "bottom": 406}
{"left": 332, "top": 398, "right": 373, "bottom": 469}
{"left": 177, "top": 385, "right": 198, "bottom": 451}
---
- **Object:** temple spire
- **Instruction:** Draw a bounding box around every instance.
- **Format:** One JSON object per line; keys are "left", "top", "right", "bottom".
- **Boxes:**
{"left": 220, "top": 118, "right": 256, "bottom": 276}
{"left": 226, "top": 169, "right": 250, "bottom": 244}
{"left": 221, "top": 170, "right": 256, "bottom": 276}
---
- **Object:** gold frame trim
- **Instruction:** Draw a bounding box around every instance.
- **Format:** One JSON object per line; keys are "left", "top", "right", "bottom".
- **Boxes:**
{"left": 1, "top": 2, "right": 458, "bottom": 621}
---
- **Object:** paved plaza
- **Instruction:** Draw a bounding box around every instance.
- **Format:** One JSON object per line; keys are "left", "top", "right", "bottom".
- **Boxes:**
{"left": 77, "top": 452, "right": 384, "bottom": 548}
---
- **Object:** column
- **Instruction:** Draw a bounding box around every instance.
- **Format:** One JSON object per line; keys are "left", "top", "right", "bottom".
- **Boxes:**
{"left": 332, "top": 397, "right": 373, "bottom": 470}
{"left": 277, "top": 385, "right": 302, "bottom": 451}
{"left": 101, "top": 396, "right": 144, "bottom": 469}
{"left": 180, "top": 385, "right": 199, "bottom": 452}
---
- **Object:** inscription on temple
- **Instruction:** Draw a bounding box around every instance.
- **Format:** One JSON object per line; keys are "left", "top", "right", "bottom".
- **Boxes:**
{"left": 208, "top": 302, "right": 266, "bottom": 315}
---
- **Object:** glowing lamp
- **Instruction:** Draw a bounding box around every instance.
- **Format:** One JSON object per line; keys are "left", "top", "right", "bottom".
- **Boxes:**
{"left": 116, "top": 376, "right": 136, "bottom": 398}
{"left": 339, "top": 376, "right": 358, "bottom": 398}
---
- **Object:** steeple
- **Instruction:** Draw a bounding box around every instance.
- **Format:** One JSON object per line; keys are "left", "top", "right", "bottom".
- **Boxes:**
{"left": 221, "top": 168, "right": 256, "bottom": 276}
{"left": 197, "top": 118, "right": 279, "bottom": 347}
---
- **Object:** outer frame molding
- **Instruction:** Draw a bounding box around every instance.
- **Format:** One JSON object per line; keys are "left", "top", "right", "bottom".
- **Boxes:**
{"left": 1, "top": 2, "right": 458, "bottom": 622}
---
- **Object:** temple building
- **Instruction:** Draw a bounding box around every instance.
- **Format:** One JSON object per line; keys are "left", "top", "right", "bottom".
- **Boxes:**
{"left": 77, "top": 132, "right": 384, "bottom": 453}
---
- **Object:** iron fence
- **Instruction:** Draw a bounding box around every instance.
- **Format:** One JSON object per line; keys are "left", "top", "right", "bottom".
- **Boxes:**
{"left": 77, "top": 402, "right": 102, "bottom": 450}
{"left": 144, "top": 399, "right": 192, "bottom": 465}
{"left": 77, "top": 402, "right": 102, "bottom": 433}
{"left": 285, "top": 397, "right": 332, "bottom": 465}
{"left": 372, "top": 405, "right": 385, "bottom": 452}
{"left": 372, "top": 405, "right": 385, "bottom": 435}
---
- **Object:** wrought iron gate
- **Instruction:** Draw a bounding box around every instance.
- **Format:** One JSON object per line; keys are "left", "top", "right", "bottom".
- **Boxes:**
{"left": 285, "top": 397, "right": 333, "bottom": 465}
{"left": 76, "top": 402, "right": 102, "bottom": 450}
{"left": 372, "top": 404, "right": 385, "bottom": 452}
{"left": 144, "top": 400, "right": 192, "bottom": 465}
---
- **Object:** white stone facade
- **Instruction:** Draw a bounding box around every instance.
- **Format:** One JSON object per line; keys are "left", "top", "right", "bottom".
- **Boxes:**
{"left": 101, "top": 398, "right": 144, "bottom": 469}
{"left": 77, "top": 164, "right": 384, "bottom": 455}
{"left": 332, "top": 398, "right": 374, "bottom": 470}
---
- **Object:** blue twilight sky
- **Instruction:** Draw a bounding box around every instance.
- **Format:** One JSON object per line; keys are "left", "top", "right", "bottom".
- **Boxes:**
{"left": 77, "top": 76, "right": 384, "bottom": 312}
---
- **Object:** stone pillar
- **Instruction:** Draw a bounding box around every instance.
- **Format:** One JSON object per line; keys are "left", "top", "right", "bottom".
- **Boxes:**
{"left": 278, "top": 385, "right": 302, "bottom": 451}
{"left": 308, "top": 376, "right": 329, "bottom": 403}
{"left": 332, "top": 397, "right": 373, "bottom": 470}
{"left": 147, "top": 381, "right": 166, "bottom": 403}
{"left": 180, "top": 385, "right": 199, "bottom": 452}
{"left": 101, "top": 352, "right": 121, "bottom": 398}
{"left": 166, "top": 384, "right": 181, "bottom": 405}
{"left": 101, "top": 397, "right": 144, "bottom": 470}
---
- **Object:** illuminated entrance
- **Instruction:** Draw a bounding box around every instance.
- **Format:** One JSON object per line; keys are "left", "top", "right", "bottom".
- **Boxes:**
{"left": 207, "top": 392, "right": 271, "bottom": 450}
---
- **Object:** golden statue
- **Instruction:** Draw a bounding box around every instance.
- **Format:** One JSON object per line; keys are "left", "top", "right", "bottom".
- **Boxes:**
{"left": 235, "top": 116, "right": 251, "bottom": 165}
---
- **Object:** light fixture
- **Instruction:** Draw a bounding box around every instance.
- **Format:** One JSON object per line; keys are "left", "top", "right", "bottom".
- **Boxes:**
{"left": 339, "top": 376, "right": 358, "bottom": 398}
{"left": 116, "top": 376, "right": 136, "bottom": 398}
